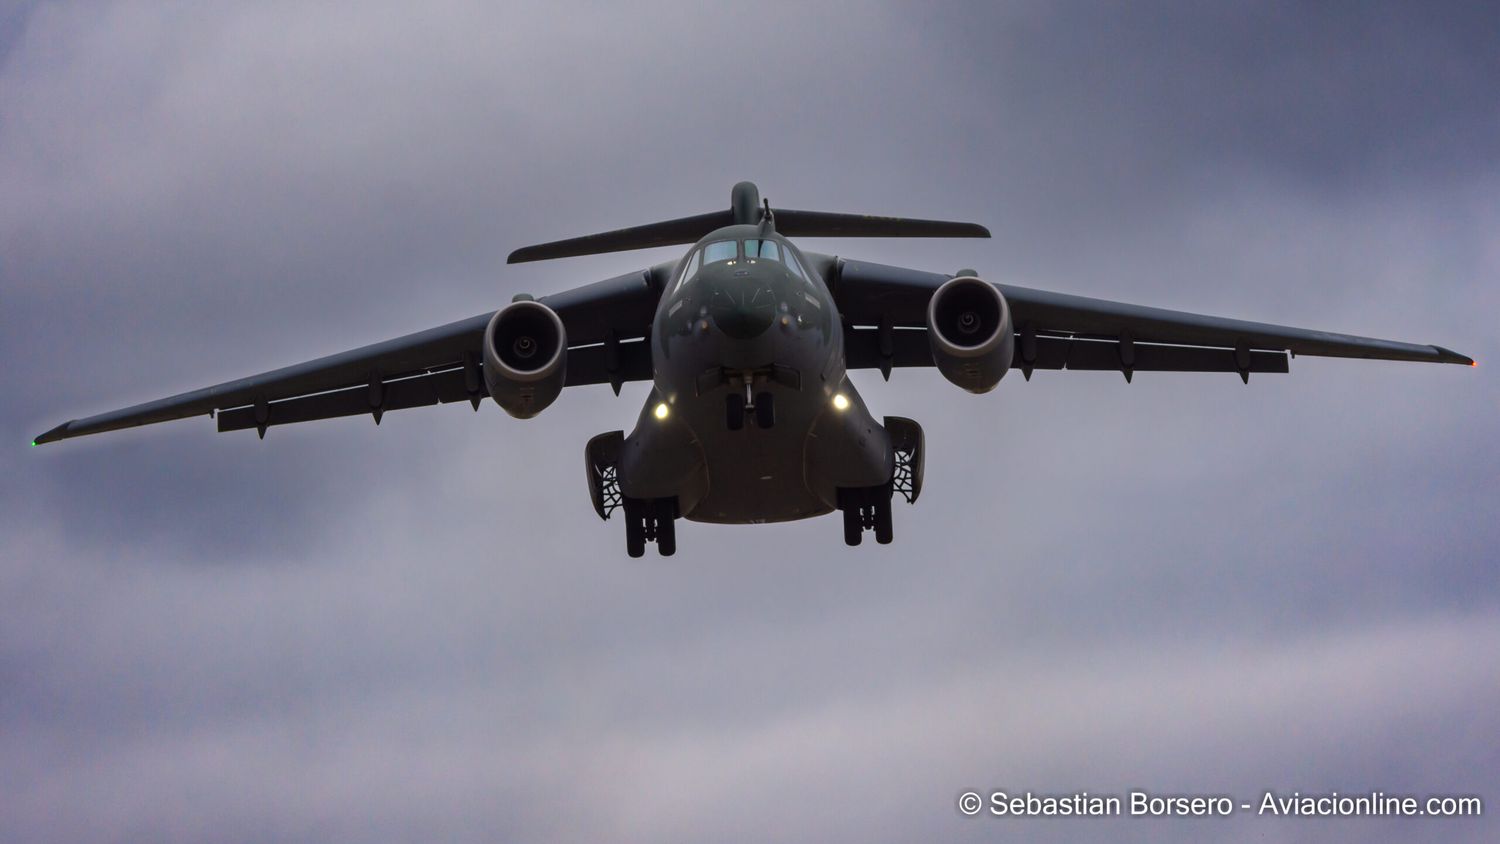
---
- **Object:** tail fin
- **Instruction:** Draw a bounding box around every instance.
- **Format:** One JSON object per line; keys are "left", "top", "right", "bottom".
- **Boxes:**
{"left": 506, "top": 182, "right": 989, "bottom": 264}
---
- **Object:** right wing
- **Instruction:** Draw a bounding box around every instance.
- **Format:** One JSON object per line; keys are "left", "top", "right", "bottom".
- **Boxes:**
{"left": 34, "top": 268, "right": 666, "bottom": 445}
{"left": 828, "top": 258, "right": 1472, "bottom": 379}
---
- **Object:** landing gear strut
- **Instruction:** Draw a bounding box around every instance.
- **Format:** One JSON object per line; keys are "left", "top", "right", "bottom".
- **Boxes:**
{"left": 623, "top": 496, "right": 678, "bottom": 558}
{"left": 837, "top": 484, "right": 894, "bottom": 546}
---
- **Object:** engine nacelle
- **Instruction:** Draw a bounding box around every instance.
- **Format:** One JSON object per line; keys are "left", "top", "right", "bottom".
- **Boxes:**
{"left": 926, "top": 276, "right": 1014, "bottom": 393}
{"left": 483, "top": 300, "right": 567, "bottom": 418}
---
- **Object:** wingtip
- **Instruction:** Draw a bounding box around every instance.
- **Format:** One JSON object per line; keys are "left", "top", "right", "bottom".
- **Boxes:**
{"left": 32, "top": 422, "right": 73, "bottom": 446}
{"left": 1432, "top": 345, "right": 1475, "bottom": 366}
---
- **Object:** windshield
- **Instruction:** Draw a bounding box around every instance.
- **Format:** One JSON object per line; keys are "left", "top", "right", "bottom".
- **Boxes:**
{"left": 673, "top": 238, "right": 807, "bottom": 295}
{"left": 783, "top": 246, "right": 810, "bottom": 282}
{"left": 673, "top": 249, "right": 700, "bottom": 291}
{"left": 703, "top": 240, "right": 737, "bottom": 265}
{"left": 744, "top": 239, "right": 781, "bottom": 261}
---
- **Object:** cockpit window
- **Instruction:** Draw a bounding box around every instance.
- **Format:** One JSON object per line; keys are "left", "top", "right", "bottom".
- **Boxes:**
{"left": 674, "top": 249, "right": 700, "bottom": 292}
{"left": 783, "top": 247, "right": 810, "bottom": 282}
{"left": 744, "top": 239, "right": 781, "bottom": 262}
{"left": 703, "top": 240, "right": 737, "bottom": 265}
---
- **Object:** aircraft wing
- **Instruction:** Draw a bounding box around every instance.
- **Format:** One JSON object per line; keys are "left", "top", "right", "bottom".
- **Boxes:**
{"left": 33, "top": 268, "right": 665, "bottom": 445}
{"left": 830, "top": 258, "right": 1473, "bottom": 379}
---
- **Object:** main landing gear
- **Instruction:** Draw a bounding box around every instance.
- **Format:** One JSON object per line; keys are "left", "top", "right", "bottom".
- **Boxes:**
{"left": 622, "top": 496, "right": 678, "bottom": 558}
{"left": 835, "top": 416, "right": 924, "bottom": 548}
{"left": 586, "top": 430, "right": 680, "bottom": 558}
{"left": 838, "top": 484, "right": 894, "bottom": 546}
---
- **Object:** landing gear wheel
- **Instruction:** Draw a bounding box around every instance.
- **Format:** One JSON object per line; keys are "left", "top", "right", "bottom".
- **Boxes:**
{"left": 843, "top": 505, "right": 862, "bottom": 546}
{"left": 754, "top": 392, "right": 775, "bottom": 429}
{"left": 726, "top": 393, "right": 745, "bottom": 431}
{"left": 873, "top": 494, "right": 893, "bottom": 545}
{"left": 655, "top": 499, "right": 677, "bottom": 556}
{"left": 624, "top": 499, "right": 646, "bottom": 558}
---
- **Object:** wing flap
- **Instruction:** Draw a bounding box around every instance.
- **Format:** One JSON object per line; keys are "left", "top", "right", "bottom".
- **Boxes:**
{"left": 216, "top": 367, "right": 480, "bottom": 434}
{"left": 210, "top": 339, "right": 656, "bottom": 434}
{"left": 844, "top": 327, "right": 1290, "bottom": 375}
{"left": 561, "top": 338, "right": 654, "bottom": 388}
{"left": 1060, "top": 339, "right": 1288, "bottom": 373}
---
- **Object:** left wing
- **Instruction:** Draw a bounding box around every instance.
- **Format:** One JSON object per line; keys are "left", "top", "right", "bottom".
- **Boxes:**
{"left": 33, "top": 268, "right": 665, "bottom": 445}
{"left": 827, "top": 257, "right": 1473, "bottom": 379}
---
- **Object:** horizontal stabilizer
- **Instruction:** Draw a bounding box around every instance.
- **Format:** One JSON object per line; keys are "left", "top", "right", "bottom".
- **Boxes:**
{"left": 775, "top": 209, "right": 989, "bottom": 241}
{"left": 509, "top": 211, "right": 733, "bottom": 264}
{"left": 508, "top": 206, "right": 989, "bottom": 264}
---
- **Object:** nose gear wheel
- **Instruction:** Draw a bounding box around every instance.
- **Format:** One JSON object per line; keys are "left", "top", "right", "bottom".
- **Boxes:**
{"left": 726, "top": 390, "right": 776, "bottom": 430}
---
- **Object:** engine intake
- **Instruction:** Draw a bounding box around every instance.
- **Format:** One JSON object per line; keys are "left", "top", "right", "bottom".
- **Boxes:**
{"left": 484, "top": 300, "right": 567, "bottom": 418}
{"left": 926, "top": 276, "right": 1013, "bottom": 393}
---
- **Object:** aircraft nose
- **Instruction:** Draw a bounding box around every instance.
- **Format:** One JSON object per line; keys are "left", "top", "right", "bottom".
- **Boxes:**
{"left": 708, "top": 283, "right": 776, "bottom": 339}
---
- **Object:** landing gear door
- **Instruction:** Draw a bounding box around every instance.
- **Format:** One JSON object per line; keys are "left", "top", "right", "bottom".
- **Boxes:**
{"left": 884, "top": 416, "right": 925, "bottom": 504}
{"left": 585, "top": 431, "right": 625, "bottom": 520}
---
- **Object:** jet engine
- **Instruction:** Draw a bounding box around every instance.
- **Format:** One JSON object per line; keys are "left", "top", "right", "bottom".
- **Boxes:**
{"left": 926, "top": 275, "right": 1014, "bottom": 393}
{"left": 484, "top": 299, "right": 567, "bottom": 418}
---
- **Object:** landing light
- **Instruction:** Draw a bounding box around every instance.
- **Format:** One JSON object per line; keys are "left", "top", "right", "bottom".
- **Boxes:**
{"left": 654, "top": 402, "right": 670, "bottom": 420}
{"left": 832, "top": 394, "right": 850, "bottom": 411}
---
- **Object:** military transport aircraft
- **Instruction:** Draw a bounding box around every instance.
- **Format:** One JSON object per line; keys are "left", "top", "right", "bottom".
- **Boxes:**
{"left": 35, "top": 182, "right": 1473, "bottom": 556}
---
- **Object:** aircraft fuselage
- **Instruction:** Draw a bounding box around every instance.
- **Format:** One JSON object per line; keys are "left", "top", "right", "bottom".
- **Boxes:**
{"left": 617, "top": 224, "right": 893, "bottom": 523}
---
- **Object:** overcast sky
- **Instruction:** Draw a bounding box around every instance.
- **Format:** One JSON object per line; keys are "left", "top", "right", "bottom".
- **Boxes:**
{"left": 3, "top": 1, "right": 1497, "bottom": 841}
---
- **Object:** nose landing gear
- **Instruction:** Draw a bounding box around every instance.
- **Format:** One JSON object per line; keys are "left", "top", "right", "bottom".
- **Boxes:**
{"left": 725, "top": 387, "right": 775, "bottom": 430}
{"left": 754, "top": 392, "right": 775, "bottom": 428}
{"left": 726, "top": 393, "right": 745, "bottom": 431}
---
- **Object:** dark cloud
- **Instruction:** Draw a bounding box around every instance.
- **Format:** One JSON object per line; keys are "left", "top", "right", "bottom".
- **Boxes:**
{"left": 3, "top": 2, "right": 1496, "bottom": 841}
